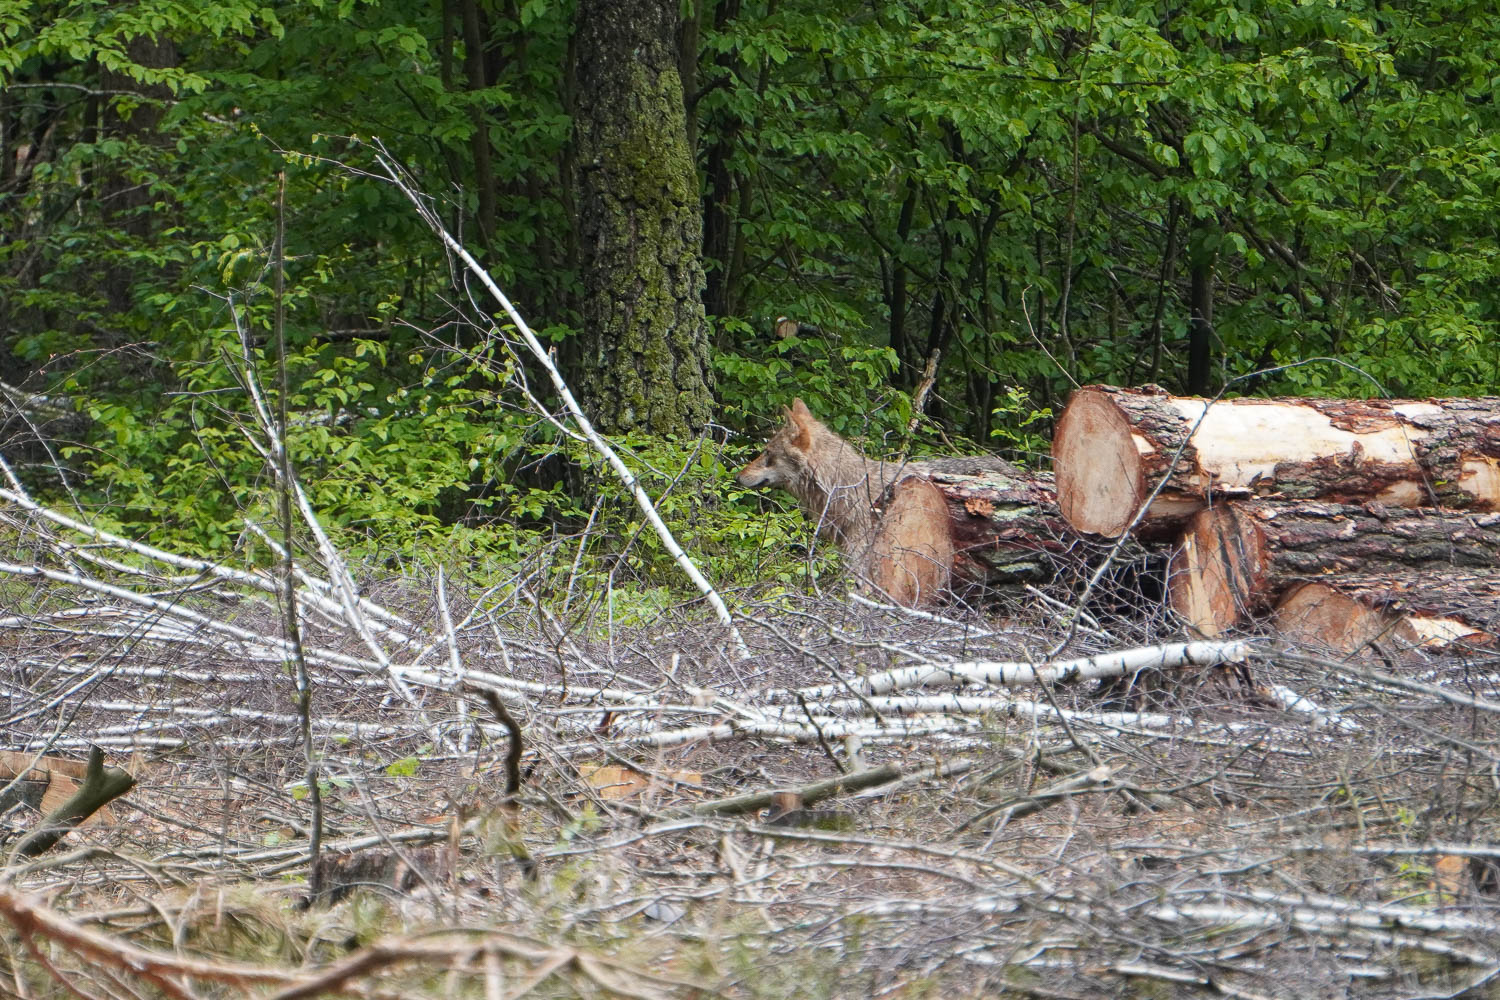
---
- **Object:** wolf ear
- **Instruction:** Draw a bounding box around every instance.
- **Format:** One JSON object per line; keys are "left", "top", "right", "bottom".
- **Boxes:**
{"left": 785, "top": 398, "right": 814, "bottom": 447}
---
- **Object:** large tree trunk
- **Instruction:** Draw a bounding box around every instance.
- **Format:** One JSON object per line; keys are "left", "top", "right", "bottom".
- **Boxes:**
{"left": 458, "top": 0, "right": 497, "bottom": 253}
{"left": 1054, "top": 385, "right": 1500, "bottom": 538}
{"left": 569, "top": 0, "right": 713, "bottom": 436}
{"left": 1186, "top": 232, "right": 1214, "bottom": 395}
{"left": 98, "top": 35, "right": 177, "bottom": 317}
{"left": 1168, "top": 502, "right": 1500, "bottom": 635}
{"left": 1274, "top": 577, "right": 1499, "bottom": 656}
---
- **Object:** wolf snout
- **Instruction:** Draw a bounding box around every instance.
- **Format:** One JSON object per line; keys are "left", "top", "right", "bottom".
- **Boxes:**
{"left": 736, "top": 463, "right": 768, "bottom": 488}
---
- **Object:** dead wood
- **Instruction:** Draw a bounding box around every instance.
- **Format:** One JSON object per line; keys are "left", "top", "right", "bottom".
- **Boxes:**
{"left": 1169, "top": 502, "right": 1500, "bottom": 635}
{"left": 859, "top": 476, "right": 954, "bottom": 606}
{"left": 1055, "top": 384, "right": 1500, "bottom": 538}
{"left": 691, "top": 764, "right": 902, "bottom": 817}
{"left": 923, "top": 468, "right": 1079, "bottom": 586}
{"left": 0, "top": 751, "right": 120, "bottom": 827}
{"left": 1274, "top": 575, "right": 1500, "bottom": 655}
{"left": 11, "top": 747, "right": 134, "bottom": 858}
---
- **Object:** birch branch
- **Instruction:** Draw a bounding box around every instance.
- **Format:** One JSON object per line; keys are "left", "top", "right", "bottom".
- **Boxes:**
{"left": 788, "top": 640, "right": 1255, "bottom": 700}
{"left": 370, "top": 145, "right": 747, "bottom": 658}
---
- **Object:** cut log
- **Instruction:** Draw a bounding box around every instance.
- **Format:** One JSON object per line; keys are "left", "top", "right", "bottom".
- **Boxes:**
{"left": 923, "top": 469, "right": 1077, "bottom": 585}
{"left": 1274, "top": 576, "right": 1499, "bottom": 655}
{"left": 859, "top": 476, "right": 954, "bottom": 606}
{"left": 1055, "top": 385, "right": 1500, "bottom": 538}
{"left": 1169, "top": 503, "right": 1500, "bottom": 635}
{"left": 0, "top": 751, "right": 122, "bottom": 826}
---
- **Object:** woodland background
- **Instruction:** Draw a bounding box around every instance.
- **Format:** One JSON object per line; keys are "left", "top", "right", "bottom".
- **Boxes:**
{"left": 3, "top": 4, "right": 1500, "bottom": 998}
{"left": 3, "top": 0, "right": 1498, "bottom": 592}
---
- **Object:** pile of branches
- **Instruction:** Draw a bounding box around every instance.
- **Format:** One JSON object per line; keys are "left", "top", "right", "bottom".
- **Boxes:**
{"left": 2, "top": 465, "right": 1500, "bottom": 998}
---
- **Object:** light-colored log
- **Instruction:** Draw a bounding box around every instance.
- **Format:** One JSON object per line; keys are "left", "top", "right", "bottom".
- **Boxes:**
{"left": 1274, "top": 577, "right": 1498, "bottom": 656}
{"left": 858, "top": 476, "right": 954, "bottom": 606}
{"left": 1055, "top": 384, "right": 1500, "bottom": 538}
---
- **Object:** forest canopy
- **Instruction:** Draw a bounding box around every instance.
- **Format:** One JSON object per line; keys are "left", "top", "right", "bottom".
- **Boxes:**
{"left": 2, "top": 0, "right": 1497, "bottom": 571}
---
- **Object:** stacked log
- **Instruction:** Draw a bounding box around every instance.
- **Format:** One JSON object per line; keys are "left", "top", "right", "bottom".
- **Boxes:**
{"left": 857, "top": 469, "right": 1075, "bottom": 601}
{"left": 859, "top": 476, "right": 955, "bottom": 606}
{"left": 921, "top": 468, "right": 1076, "bottom": 585}
{"left": 1054, "top": 385, "right": 1500, "bottom": 654}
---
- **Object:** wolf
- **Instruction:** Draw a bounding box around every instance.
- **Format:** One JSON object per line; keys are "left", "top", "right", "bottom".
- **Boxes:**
{"left": 735, "top": 398, "right": 894, "bottom": 545}
{"left": 736, "top": 399, "right": 1010, "bottom": 602}
{"left": 736, "top": 398, "right": 1016, "bottom": 541}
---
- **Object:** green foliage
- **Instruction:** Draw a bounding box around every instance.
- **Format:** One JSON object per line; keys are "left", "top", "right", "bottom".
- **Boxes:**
{"left": 699, "top": 0, "right": 1500, "bottom": 414}
{"left": 384, "top": 756, "right": 421, "bottom": 778}
{"left": 987, "top": 387, "right": 1054, "bottom": 461}
{"left": 715, "top": 319, "right": 906, "bottom": 439}
{"left": 556, "top": 432, "right": 843, "bottom": 611}
{"left": 3, "top": 0, "right": 1498, "bottom": 588}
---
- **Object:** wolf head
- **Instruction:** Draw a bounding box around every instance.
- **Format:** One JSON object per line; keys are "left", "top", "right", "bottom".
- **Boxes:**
{"left": 735, "top": 398, "right": 818, "bottom": 491}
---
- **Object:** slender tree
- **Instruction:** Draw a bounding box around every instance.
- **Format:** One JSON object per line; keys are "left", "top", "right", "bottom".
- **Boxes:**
{"left": 568, "top": 0, "right": 713, "bottom": 436}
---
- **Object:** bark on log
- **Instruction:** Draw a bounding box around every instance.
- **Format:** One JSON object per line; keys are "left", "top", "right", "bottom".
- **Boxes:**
{"left": 1055, "top": 385, "right": 1500, "bottom": 538}
{"left": 922, "top": 468, "right": 1078, "bottom": 585}
{"left": 1274, "top": 576, "right": 1499, "bottom": 655}
{"left": 1169, "top": 502, "right": 1500, "bottom": 635}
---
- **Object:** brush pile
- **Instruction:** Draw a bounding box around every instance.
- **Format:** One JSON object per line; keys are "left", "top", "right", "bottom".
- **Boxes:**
{"left": 3, "top": 379, "right": 1500, "bottom": 997}
{"left": 3, "top": 474, "right": 1500, "bottom": 998}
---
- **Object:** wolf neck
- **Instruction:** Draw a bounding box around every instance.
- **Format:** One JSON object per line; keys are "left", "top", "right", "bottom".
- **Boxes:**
{"left": 792, "top": 424, "right": 891, "bottom": 544}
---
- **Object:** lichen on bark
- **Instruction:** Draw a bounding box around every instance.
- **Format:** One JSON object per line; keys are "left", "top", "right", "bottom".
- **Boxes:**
{"left": 569, "top": 0, "right": 713, "bottom": 437}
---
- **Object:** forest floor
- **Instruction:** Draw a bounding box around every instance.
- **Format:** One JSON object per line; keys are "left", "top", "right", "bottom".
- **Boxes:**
{"left": 1, "top": 535, "right": 1499, "bottom": 998}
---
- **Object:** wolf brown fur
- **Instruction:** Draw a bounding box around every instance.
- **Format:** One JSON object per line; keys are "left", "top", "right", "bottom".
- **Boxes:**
{"left": 735, "top": 398, "right": 892, "bottom": 545}
{"left": 737, "top": 399, "right": 972, "bottom": 603}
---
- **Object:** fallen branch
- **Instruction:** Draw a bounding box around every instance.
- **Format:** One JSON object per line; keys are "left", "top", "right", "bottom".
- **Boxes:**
{"left": 0, "top": 885, "right": 295, "bottom": 988}
{"left": 788, "top": 640, "right": 1254, "bottom": 700}
{"left": 691, "top": 764, "right": 902, "bottom": 817}
{"left": 956, "top": 764, "right": 1114, "bottom": 833}
{"left": 10, "top": 747, "right": 135, "bottom": 859}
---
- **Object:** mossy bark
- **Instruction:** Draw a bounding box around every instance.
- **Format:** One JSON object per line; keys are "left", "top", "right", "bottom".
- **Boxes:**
{"left": 569, "top": 0, "right": 713, "bottom": 436}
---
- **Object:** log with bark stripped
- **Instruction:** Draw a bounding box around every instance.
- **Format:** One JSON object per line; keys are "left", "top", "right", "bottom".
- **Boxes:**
{"left": 1054, "top": 385, "right": 1500, "bottom": 538}
{"left": 1168, "top": 502, "right": 1500, "bottom": 635}
{"left": 859, "top": 476, "right": 954, "bottom": 606}
{"left": 1273, "top": 575, "right": 1499, "bottom": 655}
